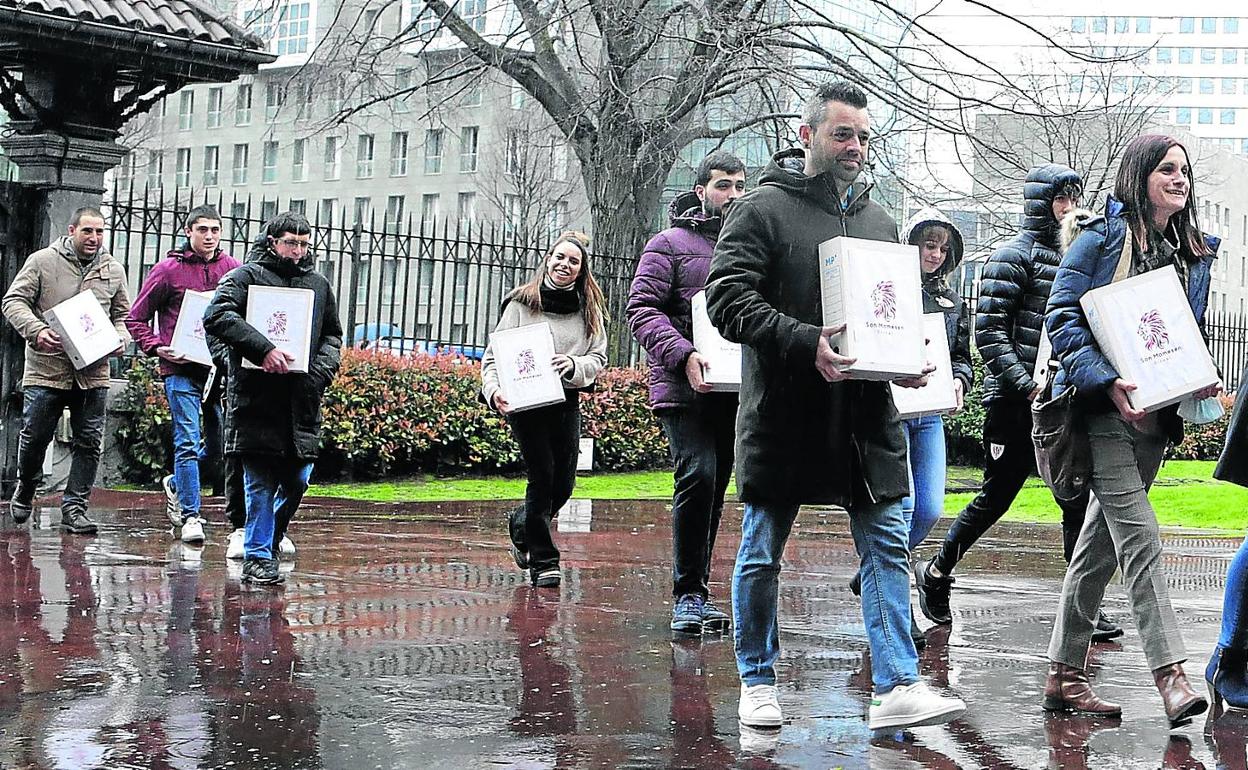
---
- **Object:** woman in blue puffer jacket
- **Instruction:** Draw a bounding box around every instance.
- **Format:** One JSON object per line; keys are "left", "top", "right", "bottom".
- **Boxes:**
{"left": 1042, "top": 134, "right": 1221, "bottom": 727}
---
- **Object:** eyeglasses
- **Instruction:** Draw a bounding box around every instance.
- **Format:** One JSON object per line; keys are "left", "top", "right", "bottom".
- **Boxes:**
{"left": 275, "top": 238, "right": 312, "bottom": 250}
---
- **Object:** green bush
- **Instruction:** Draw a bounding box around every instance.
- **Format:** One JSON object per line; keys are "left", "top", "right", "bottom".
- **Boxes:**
{"left": 112, "top": 357, "right": 172, "bottom": 484}
{"left": 114, "top": 348, "right": 673, "bottom": 482}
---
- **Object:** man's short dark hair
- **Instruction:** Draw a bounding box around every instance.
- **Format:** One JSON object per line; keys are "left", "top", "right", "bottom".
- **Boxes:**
{"left": 184, "top": 205, "right": 222, "bottom": 229}
{"left": 265, "top": 211, "right": 312, "bottom": 239}
{"left": 695, "top": 151, "right": 746, "bottom": 187}
{"left": 803, "top": 80, "right": 868, "bottom": 128}
{"left": 69, "top": 207, "right": 104, "bottom": 227}
{"left": 1055, "top": 181, "right": 1083, "bottom": 201}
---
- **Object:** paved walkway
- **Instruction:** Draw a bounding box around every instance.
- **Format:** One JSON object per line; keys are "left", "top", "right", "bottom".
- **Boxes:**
{"left": 0, "top": 491, "right": 1243, "bottom": 769}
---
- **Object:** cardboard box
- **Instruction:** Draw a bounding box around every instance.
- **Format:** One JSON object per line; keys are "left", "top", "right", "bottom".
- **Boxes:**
{"left": 1079, "top": 265, "right": 1219, "bottom": 412}
{"left": 490, "top": 322, "right": 567, "bottom": 412}
{"left": 169, "top": 290, "right": 215, "bottom": 366}
{"left": 819, "top": 236, "right": 925, "bottom": 380}
{"left": 891, "top": 313, "right": 959, "bottom": 419}
{"left": 241, "top": 286, "right": 315, "bottom": 373}
{"left": 43, "top": 289, "right": 121, "bottom": 370}
{"left": 690, "top": 290, "right": 741, "bottom": 392}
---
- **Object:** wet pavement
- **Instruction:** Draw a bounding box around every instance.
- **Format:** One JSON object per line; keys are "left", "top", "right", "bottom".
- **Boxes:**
{"left": 0, "top": 491, "right": 1244, "bottom": 769}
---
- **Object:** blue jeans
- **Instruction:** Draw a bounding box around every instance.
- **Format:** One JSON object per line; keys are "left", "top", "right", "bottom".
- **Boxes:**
{"left": 902, "top": 414, "right": 946, "bottom": 550}
{"left": 17, "top": 384, "right": 108, "bottom": 513}
{"left": 242, "top": 458, "right": 313, "bottom": 560}
{"left": 1218, "top": 536, "right": 1248, "bottom": 649}
{"left": 733, "top": 499, "right": 918, "bottom": 693}
{"left": 164, "top": 374, "right": 223, "bottom": 521}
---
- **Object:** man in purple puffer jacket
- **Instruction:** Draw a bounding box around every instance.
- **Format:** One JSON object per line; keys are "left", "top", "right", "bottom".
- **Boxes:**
{"left": 126, "top": 205, "right": 241, "bottom": 544}
{"left": 627, "top": 151, "right": 746, "bottom": 636}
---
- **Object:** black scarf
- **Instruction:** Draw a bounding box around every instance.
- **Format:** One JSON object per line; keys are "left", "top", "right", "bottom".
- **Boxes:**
{"left": 539, "top": 280, "right": 583, "bottom": 315}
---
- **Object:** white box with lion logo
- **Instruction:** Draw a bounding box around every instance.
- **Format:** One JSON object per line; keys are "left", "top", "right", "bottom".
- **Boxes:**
{"left": 1079, "top": 264, "right": 1218, "bottom": 413}
{"left": 242, "top": 286, "right": 315, "bottom": 373}
{"left": 489, "top": 322, "right": 566, "bottom": 412}
{"left": 43, "top": 289, "right": 122, "bottom": 370}
{"left": 169, "top": 290, "right": 215, "bottom": 366}
{"left": 819, "top": 236, "right": 925, "bottom": 381}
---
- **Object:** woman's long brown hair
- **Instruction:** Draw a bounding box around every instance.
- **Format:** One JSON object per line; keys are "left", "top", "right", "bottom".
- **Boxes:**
{"left": 1114, "top": 134, "right": 1212, "bottom": 259}
{"left": 508, "top": 230, "right": 608, "bottom": 337}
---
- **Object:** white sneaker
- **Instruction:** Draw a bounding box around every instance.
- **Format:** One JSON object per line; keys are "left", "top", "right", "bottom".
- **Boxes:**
{"left": 225, "top": 528, "right": 245, "bottom": 560}
{"left": 278, "top": 535, "right": 295, "bottom": 557}
{"left": 738, "top": 683, "right": 783, "bottom": 728}
{"left": 868, "top": 681, "right": 965, "bottom": 731}
{"left": 162, "top": 474, "right": 181, "bottom": 527}
{"left": 180, "top": 516, "right": 205, "bottom": 544}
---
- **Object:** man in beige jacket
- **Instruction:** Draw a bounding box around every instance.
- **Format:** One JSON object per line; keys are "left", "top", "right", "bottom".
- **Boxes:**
{"left": 2, "top": 207, "right": 130, "bottom": 533}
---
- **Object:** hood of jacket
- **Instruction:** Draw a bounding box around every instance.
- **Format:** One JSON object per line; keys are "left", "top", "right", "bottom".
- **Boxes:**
{"left": 1022, "top": 164, "right": 1082, "bottom": 249}
{"left": 757, "top": 148, "right": 877, "bottom": 217}
{"left": 165, "top": 244, "right": 232, "bottom": 265}
{"left": 51, "top": 235, "right": 111, "bottom": 268}
{"left": 668, "top": 190, "right": 724, "bottom": 236}
{"left": 902, "top": 207, "right": 965, "bottom": 281}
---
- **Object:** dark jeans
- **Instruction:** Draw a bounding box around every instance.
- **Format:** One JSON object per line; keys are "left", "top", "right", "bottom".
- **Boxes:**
{"left": 658, "top": 393, "right": 737, "bottom": 598}
{"left": 933, "top": 399, "right": 1089, "bottom": 575}
{"left": 507, "top": 398, "right": 581, "bottom": 574}
{"left": 17, "top": 385, "right": 109, "bottom": 513}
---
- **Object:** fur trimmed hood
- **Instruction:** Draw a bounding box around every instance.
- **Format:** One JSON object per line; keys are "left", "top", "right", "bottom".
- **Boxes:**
{"left": 1059, "top": 207, "right": 1097, "bottom": 254}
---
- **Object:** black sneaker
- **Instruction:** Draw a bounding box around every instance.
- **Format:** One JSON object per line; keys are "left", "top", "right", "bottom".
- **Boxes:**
{"left": 60, "top": 509, "right": 97, "bottom": 535}
{"left": 915, "top": 558, "right": 954, "bottom": 625}
{"left": 702, "top": 597, "right": 731, "bottom": 633}
{"left": 242, "top": 557, "right": 284, "bottom": 585}
{"left": 1091, "top": 610, "right": 1124, "bottom": 642}
{"left": 505, "top": 506, "right": 528, "bottom": 569}
{"left": 9, "top": 482, "right": 33, "bottom": 525}
{"left": 532, "top": 568, "right": 560, "bottom": 588}
{"left": 671, "top": 593, "right": 704, "bottom": 635}
{"left": 849, "top": 571, "right": 861, "bottom": 597}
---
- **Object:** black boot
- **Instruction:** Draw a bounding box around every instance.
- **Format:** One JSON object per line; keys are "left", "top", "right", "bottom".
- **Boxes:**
{"left": 915, "top": 558, "right": 954, "bottom": 625}
{"left": 1091, "top": 610, "right": 1124, "bottom": 642}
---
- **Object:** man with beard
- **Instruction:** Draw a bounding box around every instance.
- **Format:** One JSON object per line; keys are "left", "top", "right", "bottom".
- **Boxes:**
{"left": 628, "top": 151, "right": 746, "bottom": 636}
{"left": 706, "top": 81, "right": 967, "bottom": 731}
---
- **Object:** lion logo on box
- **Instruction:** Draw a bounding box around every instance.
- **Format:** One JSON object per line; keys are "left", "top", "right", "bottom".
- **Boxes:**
{"left": 517, "top": 348, "right": 537, "bottom": 375}
{"left": 1137, "top": 309, "right": 1170, "bottom": 351}
{"left": 871, "top": 281, "right": 897, "bottom": 321}
{"left": 266, "top": 311, "right": 288, "bottom": 338}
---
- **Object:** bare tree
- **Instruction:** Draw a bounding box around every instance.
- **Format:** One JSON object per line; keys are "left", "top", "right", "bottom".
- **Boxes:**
{"left": 476, "top": 114, "right": 585, "bottom": 242}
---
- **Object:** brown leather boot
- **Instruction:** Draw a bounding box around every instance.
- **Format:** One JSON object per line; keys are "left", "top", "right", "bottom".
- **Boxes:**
{"left": 1042, "top": 662, "right": 1122, "bottom": 715}
{"left": 1153, "top": 663, "right": 1208, "bottom": 727}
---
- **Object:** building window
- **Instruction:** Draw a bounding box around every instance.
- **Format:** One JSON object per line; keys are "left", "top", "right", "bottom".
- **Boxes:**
{"left": 417, "top": 259, "right": 434, "bottom": 293}
{"left": 1225, "top": 78, "right": 1238, "bottom": 94}
{"left": 1156, "top": 48, "right": 1172, "bottom": 64}
{"left": 547, "top": 200, "right": 569, "bottom": 241}
{"left": 260, "top": 199, "right": 278, "bottom": 222}
{"left": 452, "top": 265, "right": 468, "bottom": 306}
{"left": 319, "top": 198, "right": 337, "bottom": 226}
{"left": 414, "top": 0, "right": 438, "bottom": 35}
{"left": 1199, "top": 108, "right": 1213, "bottom": 124}
{"left": 390, "top": 131, "right": 408, "bottom": 176}
{"left": 1112, "top": 77, "right": 1128, "bottom": 93}
{"left": 1071, "top": 17, "right": 1085, "bottom": 33}
{"left": 1177, "top": 107, "right": 1192, "bottom": 124}
{"left": 206, "top": 87, "right": 222, "bottom": 129}
{"left": 384, "top": 195, "right": 405, "bottom": 231}
{"left": 550, "top": 140, "right": 567, "bottom": 180}
{"left": 459, "top": 126, "right": 478, "bottom": 173}
{"left": 353, "top": 196, "right": 371, "bottom": 225}
{"left": 1136, "top": 17, "right": 1151, "bottom": 33}
{"left": 203, "top": 146, "right": 220, "bottom": 186}
{"left": 292, "top": 138, "right": 307, "bottom": 182}
{"left": 424, "top": 129, "right": 443, "bottom": 174}
{"left": 235, "top": 83, "right": 252, "bottom": 126}
{"left": 355, "top": 259, "right": 370, "bottom": 304}
{"left": 461, "top": 0, "right": 486, "bottom": 32}
{"left": 505, "top": 130, "right": 522, "bottom": 175}
{"left": 380, "top": 257, "right": 399, "bottom": 304}
{"left": 1200, "top": 78, "right": 1214, "bottom": 94}
{"left": 1179, "top": 47, "right": 1193, "bottom": 64}
{"left": 273, "top": 2, "right": 312, "bottom": 55}
{"left": 1113, "top": 17, "right": 1128, "bottom": 33}
{"left": 462, "top": 79, "right": 482, "bottom": 107}
{"left": 178, "top": 91, "right": 194, "bottom": 130}
{"left": 1178, "top": 78, "right": 1193, "bottom": 93}
{"left": 1201, "top": 48, "right": 1216, "bottom": 64}
{"left": 503, "top": 193, "right": 521, "bottom": 239}
{"left": 147, "top": 150, "right": 164, "bottom": 188}
{"left": 288, "top": 198, "right": 306, "bottom": 214}
{"left": 232, "top": 143, "right": 249, "bottom": 185}
{"left": 356, "top": 134, "right": 375, "bottom": 178}
{"left": 1226, "top": 49, "right": 1240, "bottom": 64}
{"left": 1180, "top": 17, "right": 1195, "bottom": 34}
{"left": 262, "top": 141, "right": 279, "bottom": 183}
{"left": 295, "top": 81, "right": 314, "bottom": 119}
{"left": 1223, "top": 109, "right": 1237, "bottom": 124}
{"left": 1227, "top": 18, "right": 1240, "bottom": 34}
{"left": 1202, "top": 17, "right": 1217, "bottom": 34}
{"left": 265, "top": 81, "right": 283, "bottom": 122}
{"left": 175, "top": 147, "right": 191, "bottom": 187}
{"left": 395, "top": 68, "right": 413, "bottom": 113}
{"left": 421, "top": 193, "right": 439, "bottom": 224}
{"left": 1091, "top": 16, "right": 1106, "bottom": 33}
{"left": 324, "top": 136, "right": 340, "bottom": 180}
{"left": 456, "top": 191, "right": 476, "bottom": 230}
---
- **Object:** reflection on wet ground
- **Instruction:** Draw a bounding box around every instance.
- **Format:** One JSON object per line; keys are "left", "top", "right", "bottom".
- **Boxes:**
{"left": 0, "top": 490, "right": 1243, "bottom": 769}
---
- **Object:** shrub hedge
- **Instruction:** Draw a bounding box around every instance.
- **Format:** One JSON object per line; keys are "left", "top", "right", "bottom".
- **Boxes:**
{"left": 113, "top": 349, "right": 672, "bottom": 482}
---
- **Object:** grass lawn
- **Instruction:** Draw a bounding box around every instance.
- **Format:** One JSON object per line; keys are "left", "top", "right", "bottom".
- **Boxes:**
{"left": 309, "top": 459, "right": 1248, "bottom": 530}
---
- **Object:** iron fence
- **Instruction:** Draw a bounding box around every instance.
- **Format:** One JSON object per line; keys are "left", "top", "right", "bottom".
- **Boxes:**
{"left": 103, "top": 183, "right": 644, "bottom": 366}
{"left": 103, "top": 183, "right": 1248, "bottom": 388}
